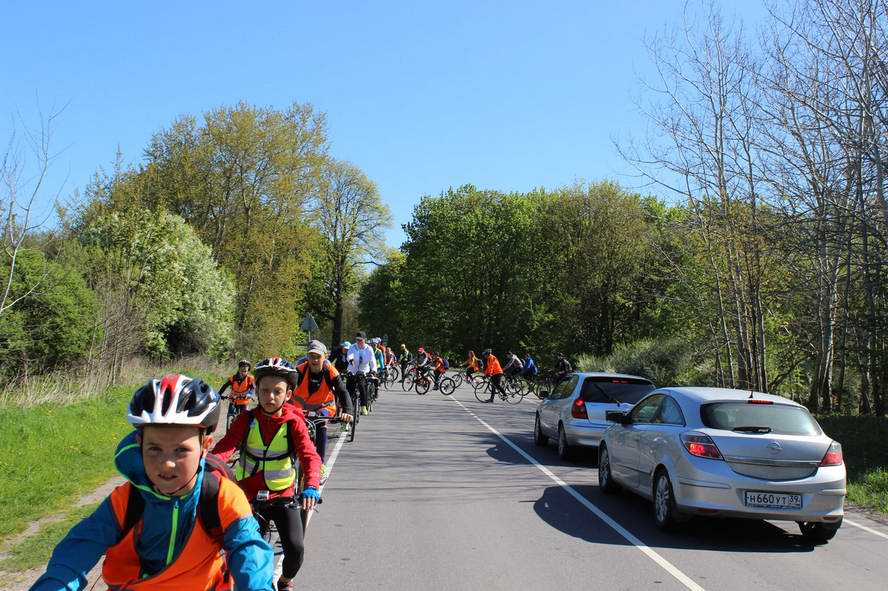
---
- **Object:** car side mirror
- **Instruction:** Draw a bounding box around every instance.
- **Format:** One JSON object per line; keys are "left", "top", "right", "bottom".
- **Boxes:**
{"left": 539, "top": 390, "right": 550, "bottom": 399}
{"left": 606, "top": 410, "right": 630, "bottom": 424}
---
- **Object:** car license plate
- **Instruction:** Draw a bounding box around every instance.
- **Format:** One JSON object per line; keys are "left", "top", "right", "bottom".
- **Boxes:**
{"left": 744, "top": 491, "right": 802, "bottom": 509}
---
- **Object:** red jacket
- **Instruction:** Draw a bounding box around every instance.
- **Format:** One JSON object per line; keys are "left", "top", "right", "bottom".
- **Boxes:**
{"left": 212, "top": 404, "right": 321, "bottom": 500}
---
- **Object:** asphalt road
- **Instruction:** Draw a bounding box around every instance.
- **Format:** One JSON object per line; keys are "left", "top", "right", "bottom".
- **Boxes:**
{"left": 296, "top": 380, "right": 888, "bottom": 591}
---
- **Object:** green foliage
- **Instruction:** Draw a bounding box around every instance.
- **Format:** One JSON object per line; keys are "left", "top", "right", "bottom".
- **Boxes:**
{"left": 0, "top": 249, "right": 99, "bottom": 376}
{"left": 75, "top": 209, "right": 235, "bottom": 359}
{"left": 577, "top": 338, "right": 714, "bottom": 387}
{"left": 816, "top": 415, "right": 888, "bottom": 478}
{"left": 847, "top": 469, "right": 888, "bottom": 514}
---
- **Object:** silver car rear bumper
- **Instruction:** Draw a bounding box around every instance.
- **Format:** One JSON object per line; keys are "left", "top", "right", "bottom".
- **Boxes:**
{"left": 672, "top": 458, "right": 846, "bottom": 523}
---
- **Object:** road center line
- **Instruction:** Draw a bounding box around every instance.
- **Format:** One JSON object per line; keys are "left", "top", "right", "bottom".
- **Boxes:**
{"left": 451, "top": 397, "right": 706, "bottom": 591}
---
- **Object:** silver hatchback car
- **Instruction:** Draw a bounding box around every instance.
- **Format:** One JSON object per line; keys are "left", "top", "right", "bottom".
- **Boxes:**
{"left": 598, "top": 387, "right": 846, "bottom": 543}
{"left": 534, "top": 372, "right": 655, "bottom": 459}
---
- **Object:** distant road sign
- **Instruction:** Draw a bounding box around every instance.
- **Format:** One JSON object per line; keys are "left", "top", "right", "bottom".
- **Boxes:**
{"left": 301, "top": 313, "right": 319, "bottom": 333}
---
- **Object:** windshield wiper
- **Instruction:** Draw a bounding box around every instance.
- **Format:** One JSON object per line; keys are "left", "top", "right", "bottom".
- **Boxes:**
{"left": 733, "top": 426, "right": 772, "bottom": 434}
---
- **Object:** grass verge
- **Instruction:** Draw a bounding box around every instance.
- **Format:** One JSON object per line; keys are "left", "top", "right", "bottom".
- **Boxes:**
{"left": 847, "top": 469, "right": 888, "bottom": 514}
{"left": 0, "top": 364, "right": 225, "bottom": 552}
{"left": 0, "top": 502, "right": 100, "bottom": 572}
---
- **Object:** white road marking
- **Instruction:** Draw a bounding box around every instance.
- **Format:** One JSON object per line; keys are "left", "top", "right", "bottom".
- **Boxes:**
{"left": 844, "top": 518, "right": 888, "bottom": 541}
{"left": 451, "top": 397, "right": 706, "bottom": 591}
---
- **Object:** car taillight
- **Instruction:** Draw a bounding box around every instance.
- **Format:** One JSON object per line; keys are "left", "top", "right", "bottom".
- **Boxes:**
{"left": 681, "top": 433, "right": 723, "bottom": 460}
{"left": 747, "top": 399, "right": 773, "bottom": 405}
{"left": 571, "top": 398, "right": 588, "bottom": 419}
{"left": 820, "top": 441, "right": 843, "bottom": 466}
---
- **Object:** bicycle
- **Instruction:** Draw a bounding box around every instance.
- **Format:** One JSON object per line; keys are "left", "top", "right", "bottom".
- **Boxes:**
{"left": 221, "top": 396, "right": 249, "bottom": 432}
{"left": 473, "top": 376, "right": 523, "bottom": 404}
{"left": 414, "top": 371, "right": 456, "bottom": 395}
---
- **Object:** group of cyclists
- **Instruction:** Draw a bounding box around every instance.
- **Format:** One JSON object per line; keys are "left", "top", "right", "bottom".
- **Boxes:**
{"left": 33, "top": 331, "right": 391, "bottom": 591}
{"left": 33, "top": 329, "right": 574, "bottom": 591}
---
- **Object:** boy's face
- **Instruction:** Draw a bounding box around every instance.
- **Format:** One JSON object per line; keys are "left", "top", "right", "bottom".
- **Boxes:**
{"left": 140, "top": 425, "right": 211, "bottom": 496}
{"left": 237, "top": 365, "right": 249, "bottom": 377}
{"left": 257, "top": 376, "right": 289, "bottom": 413}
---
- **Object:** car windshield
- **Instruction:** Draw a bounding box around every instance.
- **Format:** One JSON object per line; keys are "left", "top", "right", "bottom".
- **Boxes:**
{"left": 580, "top": 377, "right": 655, "bottom": 404}
{"left": 700, "top": 402, "right": 822, "bottom": 436}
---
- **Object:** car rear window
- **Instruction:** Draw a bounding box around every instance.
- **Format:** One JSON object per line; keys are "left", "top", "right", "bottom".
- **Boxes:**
{"left": 580, "top": 377, "right": 655, "bottom": 404}
{"left": 700, "top": 402, "right": 821, "bottom": 436}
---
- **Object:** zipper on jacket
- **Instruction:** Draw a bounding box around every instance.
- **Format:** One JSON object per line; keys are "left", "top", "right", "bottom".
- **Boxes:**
{"left": 166, "top": 498, "right": 179, "bottom": 565}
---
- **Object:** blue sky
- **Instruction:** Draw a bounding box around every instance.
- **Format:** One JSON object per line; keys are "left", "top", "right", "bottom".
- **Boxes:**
{"left": 1, "top": 1, "right": 768, "bottom": 248}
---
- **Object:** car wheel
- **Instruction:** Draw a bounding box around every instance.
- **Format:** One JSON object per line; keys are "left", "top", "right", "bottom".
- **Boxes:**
{"left": 798, "top": 520, "right": 841, "bottom": 544}
{"left": 653, "top": 469, "right": 687, "bottom": 530}
{"left": 598, "top": 445, "right": 619, "bottom": 493}
{"left": 534, "top": 414, "right": 548, "bottom": 447}
{"left": 557, "top": 424, "right": 573, "bottom": 460}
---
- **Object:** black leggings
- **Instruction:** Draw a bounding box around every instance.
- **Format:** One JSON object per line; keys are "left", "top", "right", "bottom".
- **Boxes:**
{"left": 347, "top": 373, "right": 369, "bottom": 408}
{"left": 257, "top": 502, "right": 304, "bottom": 579}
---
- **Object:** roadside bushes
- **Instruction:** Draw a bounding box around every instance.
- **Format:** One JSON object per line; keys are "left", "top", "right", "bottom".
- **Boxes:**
{"left": 0, "top": 249, "right": 99, "bottom": 379}
{"left": 576, "top": 338, "right": 713, "bottom": 387}
{"left": 817, "top": 415, "right": 888, "bottom": 478}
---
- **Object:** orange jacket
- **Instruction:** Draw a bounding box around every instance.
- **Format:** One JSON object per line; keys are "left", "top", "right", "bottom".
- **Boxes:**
{"left": 466, "top": 355, "right": 480, "bottom": 371}
{"left": 434, "top": 356, "right": 446, "bottom": 373}
{"left": 103, "top": 478, "right": 251, "bottom": 590}
{"left": 484, "top": 354, "right": 503, "bottom": 376}
{"left": 291, "top": 360, "right": 338, "bottom": 415}
{"left": 229, "top": 374, "right": 255, "bottom": 406}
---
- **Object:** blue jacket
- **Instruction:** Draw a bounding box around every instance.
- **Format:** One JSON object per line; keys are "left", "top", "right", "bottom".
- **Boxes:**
{"left": 524, "top": 357, "right": 538, "bottom": 375}
{"left": 31, "top": 430, "right": 274, "bottom": 591}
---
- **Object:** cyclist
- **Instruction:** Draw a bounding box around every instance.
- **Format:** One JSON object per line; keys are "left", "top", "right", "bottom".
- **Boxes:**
{"left": 290, "top": 340, "right": 354, "bottom": 484}
{"left": 522, "top": 352, "right": 539, "bottom": 379}
{"left": 347, "top": 332, "right": 377, "bottom": 416}
{"left": 503, "top": 351, "right": 524, "bottom": 380}
{"left": 398, "top": 344, "right": 412, "bottom": 383}
{"left": 218, "top": 359, "right": 255, "bottom": 423}
{"left": 464, "top": 350, "right": 482, "bottom": 380}
{"left": 331, "top": 341, "right": 350, "bottom": 374}
{"left": 33, "top": 375, "right": 274, "bottom": 591}
{"left": 372, "top": 338, "right": 387, "bottom": 387}
{"left": 482, "top": 349, "right": 506, "bottom": 403}
{"left": 212, "top": 358, "right": 322, "bottom": 591}
{"left": 431, "top": 352, "right": 448, "bottom": 390}
{"left": 555, "top": 352, "right": 573, "bottom": 383}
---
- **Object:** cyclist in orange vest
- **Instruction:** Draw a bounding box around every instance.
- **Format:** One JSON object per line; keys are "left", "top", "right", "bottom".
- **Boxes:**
{"left": 432, "top": 352, "right": 447, "bottom": 390}
{"left": 290, "top": 340, "right": 353, "bottom": 482}
{"left": 483, "top": 349, "right": 506, "bottom": 403}
{"left": 219, "top": 359, "right": 255, "bottom": 419}
{"left": 32, "top": 374, "right": 274, "bottom": 591}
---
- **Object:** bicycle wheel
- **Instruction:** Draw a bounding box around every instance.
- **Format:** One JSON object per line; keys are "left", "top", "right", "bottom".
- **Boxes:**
{"left": 402, "top": 373, "right": 415, "bottom": 391}
{"left": 449, "top": 372, "right": 463, "bottom": 388}
{"left": 415, "top": 375, "right": 431, "bottom": 395}
{"left": 474, "top": 380, "right": 490, "bottom": 402}
{"left": 439, "top": 377, "right": 456, "bottom": 395}
{"left": 506, "top": 387, "right": 525, "bottom": 404}
{"left": 389, "top": 366, "right": 400, "bottom": 383}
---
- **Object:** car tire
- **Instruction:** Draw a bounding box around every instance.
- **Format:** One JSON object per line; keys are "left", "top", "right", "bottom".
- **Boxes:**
{"left": 798, "top": 520, "right": 841, "bottom": 544}
{"left": 598, "top": 445, "right": 619, "bottom": 494}
{"left": 534, "top": 414, "right": 548, "bottom": 447}
{"left": 557, "top": 424, "right": 573, "bottom": 460}
{"left": 653, "top": 469, "right": 688, "bottom": 530}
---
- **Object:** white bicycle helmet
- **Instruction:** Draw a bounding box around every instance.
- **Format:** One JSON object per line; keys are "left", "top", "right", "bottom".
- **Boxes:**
{"left": 254, "top": 357, "right": 300, "bottom": 388}
{"left": 127, "top": 374, "right": 221, "bottom": 432}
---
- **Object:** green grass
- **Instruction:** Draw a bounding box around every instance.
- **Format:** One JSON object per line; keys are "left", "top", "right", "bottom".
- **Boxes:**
{"left": 0, "top": 365, "right": 225, "bottom": 547}
{"left": 848, "top": 469, "right": 888, "bottom": 514}
{"left": 0, "top": 502, "right": 100, "bottom": 572}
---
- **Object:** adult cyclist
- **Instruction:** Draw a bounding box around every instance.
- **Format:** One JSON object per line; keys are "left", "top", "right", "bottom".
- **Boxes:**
{"left": 290, "top": 340, "right": 353, "bottom": 484}
{"left": 347, "top": 332, "right": 377, "bottom": 416}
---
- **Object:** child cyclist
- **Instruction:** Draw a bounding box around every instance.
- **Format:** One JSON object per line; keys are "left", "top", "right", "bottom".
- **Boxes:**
{"left": 289, "top": 340, "right": 353, "bottom": 484}
{"left": 212, "top": 357, "right": 322, "bottom": 591}
{"left": 32, "top": 374, "right": 274, "bottom": 590}
{"left": 218, "top": 359, "right": 255, "bottom": 423}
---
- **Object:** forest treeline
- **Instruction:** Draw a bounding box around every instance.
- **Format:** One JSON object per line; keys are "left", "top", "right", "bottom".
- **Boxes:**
{"left": 361, "top": 0, "right": 888, "bottom": 417}
{"left": 1, "top": 101, "right": 389, "bottom": 387}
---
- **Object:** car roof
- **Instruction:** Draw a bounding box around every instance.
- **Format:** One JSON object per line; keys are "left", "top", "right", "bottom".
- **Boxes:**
{"left": 573, "top": 372, "right": 654, "bottom": 384}
{"left": 655, "top": 386, "right": 803, "bottom": 407}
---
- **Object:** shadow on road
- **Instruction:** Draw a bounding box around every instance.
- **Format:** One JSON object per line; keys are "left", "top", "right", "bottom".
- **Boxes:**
{"left": 534, "top": 484, "right": 817, "bottom": 554}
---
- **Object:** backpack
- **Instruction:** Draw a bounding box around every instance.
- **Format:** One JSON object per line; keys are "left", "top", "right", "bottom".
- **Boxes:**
{"left": 443, "top": 357, "right": 450, "bottom": 370}
{"left": 119, "top": 453, "right": 234, "bottom": 545}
